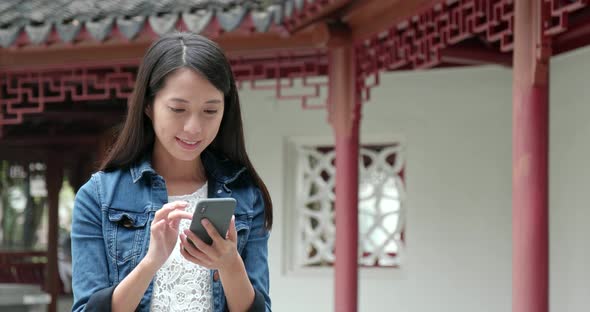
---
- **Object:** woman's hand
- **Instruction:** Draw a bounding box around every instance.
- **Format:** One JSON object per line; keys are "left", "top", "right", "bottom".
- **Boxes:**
{"left": 179, "top": 215, "right": 242, "bottom": 272}
{"left": 144, "top": 201, "right": 188, "bottom": 269}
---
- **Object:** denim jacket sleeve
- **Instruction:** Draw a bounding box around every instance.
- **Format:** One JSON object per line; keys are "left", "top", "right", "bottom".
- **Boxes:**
{"left": 243, "top": 187, "right": 272, "bottom": 312}
{"left": 71, "top": 174, "right": 115, "bottom": 312}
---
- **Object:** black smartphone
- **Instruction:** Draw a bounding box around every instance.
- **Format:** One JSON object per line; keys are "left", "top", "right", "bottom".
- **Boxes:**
{"left": 189, "top": 198, "right": 236, "bottom": 245}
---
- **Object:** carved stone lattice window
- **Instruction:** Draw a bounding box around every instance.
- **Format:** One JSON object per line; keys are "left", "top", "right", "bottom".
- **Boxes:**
{"left": 289, "top": 139, "right": 406, "bottom": 270}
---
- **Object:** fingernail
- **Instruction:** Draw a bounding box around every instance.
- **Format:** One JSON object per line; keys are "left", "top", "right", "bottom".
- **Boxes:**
{"left": 201, "top": 219, "right": 209, "bottom": 226}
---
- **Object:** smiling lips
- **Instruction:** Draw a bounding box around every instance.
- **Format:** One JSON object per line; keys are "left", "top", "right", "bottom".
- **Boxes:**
{"left": 176, "top": 137, "right": 201, "bottom": 150}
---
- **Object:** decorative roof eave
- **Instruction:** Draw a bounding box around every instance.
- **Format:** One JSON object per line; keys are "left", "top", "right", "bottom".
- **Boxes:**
{"left": 1, "top": 10, "right": 282, "bottom": 48}
{"left": 0, "top": 0, "right": 335, "bottom": 48}
{"left": 0, "top": 22, "right": 332, "bottom": 70}
{"left": 3, "top": 12, "right": 283, "bottom": 49}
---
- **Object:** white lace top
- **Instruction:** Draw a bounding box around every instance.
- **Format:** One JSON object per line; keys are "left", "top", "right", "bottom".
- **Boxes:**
{"left": 150, "top": 183, "right": 213, "bottom": 312}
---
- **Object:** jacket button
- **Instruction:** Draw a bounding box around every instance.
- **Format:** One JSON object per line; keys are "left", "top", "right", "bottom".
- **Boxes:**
{"left": 213, "top": 271, "right": 219, "bottom": 281}
{"left": 121, "top": 218, "right": 134, "bottom": 228}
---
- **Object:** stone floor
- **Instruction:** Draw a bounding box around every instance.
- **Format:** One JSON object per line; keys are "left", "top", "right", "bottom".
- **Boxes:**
{"left": 57, "top": 296, "right": 73, "bottom": 312}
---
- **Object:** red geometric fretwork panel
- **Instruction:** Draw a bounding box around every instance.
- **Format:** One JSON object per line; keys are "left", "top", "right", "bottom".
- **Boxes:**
{"left": 0, "top": 65, "right": 137, "bottom": 126}
{"left": 544, "top": 0, "right": 590, "bottom": 35}
{"left": 355, "top": 0, "right": 588, "bottom": 102}
{"left": 0, "top": 51, "right": 330, "bottom": 134}
{"left": 231, "top": 51, "right": 329, "bottom": 110}
{"left": 356, "top": 0, "right": 514, "bottom": 74}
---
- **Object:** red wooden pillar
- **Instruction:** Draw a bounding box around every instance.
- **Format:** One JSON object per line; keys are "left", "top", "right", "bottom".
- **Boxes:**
{"left": 46, "top": 151, "right": 63, "bottom": 312}
{"left": 328, "top": 30, "right": 361, "bottom": 312}
{"left": 513, "top": 1, "right": 550, "bottom": 312}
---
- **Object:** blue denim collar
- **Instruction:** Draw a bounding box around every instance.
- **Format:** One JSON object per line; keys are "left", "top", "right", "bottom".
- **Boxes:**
{"left": 129, "top": 154, "right": 155, "bottom": 183}
{"left": 129, "top": 149, "right": 246, "bottom": 184}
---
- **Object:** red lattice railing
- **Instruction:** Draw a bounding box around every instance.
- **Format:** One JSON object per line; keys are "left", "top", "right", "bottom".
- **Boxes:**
{"left": 231, "top": 51, "right": 328, "bottom": 109}
{"left": 355, "top": 0, "right": 589, "bottom": 102}
{"left": 0, "top": 52, "right": 329, "bottom": 137}
{"left": 0, "top": 251, "right": 66, "bottom": 293}
{"left": 0, "top": 252, "right": 47, "bottom": 287}
{"left": 0, "top": 64, "right": 137, "bottom": 126}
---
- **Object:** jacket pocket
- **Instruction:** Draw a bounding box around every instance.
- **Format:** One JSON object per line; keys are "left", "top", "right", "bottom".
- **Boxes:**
{"left": 105, "top": 209, "right": 150, "bottom": 265}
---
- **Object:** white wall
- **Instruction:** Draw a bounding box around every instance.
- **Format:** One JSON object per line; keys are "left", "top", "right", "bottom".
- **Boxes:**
{"left": 239, "top": 46, "right": 590, "bottom": 312}
{"left": 549, "top": 47, "right": 590, "bottom": 312}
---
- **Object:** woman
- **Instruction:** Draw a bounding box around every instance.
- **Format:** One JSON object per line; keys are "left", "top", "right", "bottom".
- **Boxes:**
{"left": 71, "top": 32, "right": 272, "bottom": 312}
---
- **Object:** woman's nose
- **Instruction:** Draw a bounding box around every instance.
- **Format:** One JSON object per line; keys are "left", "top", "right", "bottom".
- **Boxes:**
{"left": 184, "top": 114, "right": 202, "bottom": 134}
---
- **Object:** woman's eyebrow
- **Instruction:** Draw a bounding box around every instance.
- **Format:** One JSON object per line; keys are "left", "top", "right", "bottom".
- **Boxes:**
{"left": 168, "top": 98, "right": 221, "bottom": 104}
{"left": 168, "top": 97, "right": 190, "bottom": 103}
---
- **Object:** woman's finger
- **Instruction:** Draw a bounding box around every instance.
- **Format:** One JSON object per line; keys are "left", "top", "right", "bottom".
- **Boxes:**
{"left": 154, "top": 201, "right": 187, "bottom": 221}
{"left": 179, "top": 234, "right": 213, "bottom": 266}
{"left": 167, "top": 210, "right": 193, "bottom": 222}
{"left": 183, "top": 229, "right": 217, "bottom": 256}
{"left": 179, "top": 243, "right": 211, "bottom": 268}
{"left": 226, "top": 215, "right": 237, "bottom": 242}
{"left": 200, "top": 218, "right": 224, "bottom": 244}
{"left": 150, "top": 219, "right": 166, "bottom": 234}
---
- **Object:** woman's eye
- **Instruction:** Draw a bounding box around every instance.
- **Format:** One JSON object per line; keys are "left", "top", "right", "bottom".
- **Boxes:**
{"left": 169, "top": 107, "right": 185, "bottom": 113}
{"left": 204, "top": 110, "right": 218, "bottom": 115}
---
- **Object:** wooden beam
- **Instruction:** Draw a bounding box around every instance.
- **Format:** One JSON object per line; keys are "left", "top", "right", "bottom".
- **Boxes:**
{"left": 28, "top": 111, "right": 124, "bottom": 123}
{"left": 0, "top": 135, "right": 99, "bottom": 146}
{"left": 0, "top": 147, "right": 47, "bottom": 161}
{"left": 0, "top": 41, "right": 148, "bottom": 70}
{"left": 553, "top": 17, "right": 590, "bottom": 55}
{"left": 441, "top": 46, "right": 512, "bottom": 67}
{"left": 221, "top": 22, "right": 331, "bottom": 55}
{"left": 284, "top": 0, "right": 352, "bottom": 33}
{"left": 0, "top": 26, "right": 331, "bottom": 70}
{"left": 344, "top": 0, "right": 443, "bottom": 43}
{"left": 343, "top": 0, "right": 403, "bottom": 25}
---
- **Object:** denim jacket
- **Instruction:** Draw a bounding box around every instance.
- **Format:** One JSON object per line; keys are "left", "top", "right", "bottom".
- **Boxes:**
{"left": 71, "top": 150, "right": 271, "bottom": 312}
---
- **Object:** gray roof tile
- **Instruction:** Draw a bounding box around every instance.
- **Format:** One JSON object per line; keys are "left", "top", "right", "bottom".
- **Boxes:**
{"left": 0, "top": 0, "right": 310, "bottom": 47}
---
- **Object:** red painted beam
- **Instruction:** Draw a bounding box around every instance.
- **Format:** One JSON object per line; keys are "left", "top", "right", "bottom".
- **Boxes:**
{"left": 0, "top": 135, "right": 100, "bottom": 146}
{"left": 441, "top": 46, "right": 512, "bottom": 67}
{"left": 0, "top": 24, "right": 331, "bottom": 70}
{"left": 283, "top": 0, "right": 352, "bottom": 33}
{"left": 0, "top": 147, "right": 47, "bottom": 161}
{"left": 344, "top": 0, "right": 443, "bottom": 43}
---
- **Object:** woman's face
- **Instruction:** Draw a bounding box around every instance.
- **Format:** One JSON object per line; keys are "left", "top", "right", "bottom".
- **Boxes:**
{"left": 148, "top": 67, "right": 224, "bottom": 162}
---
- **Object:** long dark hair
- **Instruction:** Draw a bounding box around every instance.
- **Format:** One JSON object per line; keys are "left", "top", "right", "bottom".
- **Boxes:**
{"left": 100, "top": 32, "right": 273, "bottom": 230}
